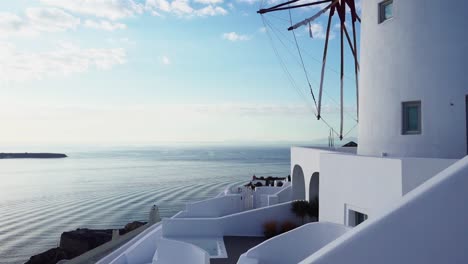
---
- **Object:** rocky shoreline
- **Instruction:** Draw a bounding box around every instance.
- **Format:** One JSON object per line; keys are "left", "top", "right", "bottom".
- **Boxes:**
{"left": 25, "top": 221, "right": 146, "bottom": 264}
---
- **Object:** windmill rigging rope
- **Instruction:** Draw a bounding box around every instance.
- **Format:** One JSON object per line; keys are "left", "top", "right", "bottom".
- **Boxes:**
{"left": 262, "top": 15, "right": 342, "bottom": 138}
{"left": 262, "top": 16, "right": 316, "bottom": 114}
{"left": 263, "top": 19, "right": 315, "bottom": 107}
{"left": 288, "top": 8, "right": 318, "bottom": 109}
{"left": 264, "top": 16, "right": 358, "bottom": 123}
{"left": 263, "top": 16, "right": 356, "bottom": 134}
{"left": 268, "top": 13, "right": 292, "bottom": 23}
{"left": 343, "top": 121, "right": 358, "bottom": 137}
{"left": 263, "top": 14, "right": 357, "bottom": 82}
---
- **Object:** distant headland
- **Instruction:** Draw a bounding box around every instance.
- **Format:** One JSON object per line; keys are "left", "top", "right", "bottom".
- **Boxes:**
{"left": 0, "top": 153, "right": 67, "bottom": 159}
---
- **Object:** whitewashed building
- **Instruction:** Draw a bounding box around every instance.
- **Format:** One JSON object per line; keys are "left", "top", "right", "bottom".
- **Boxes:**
{"left": 93, "top": 0, "right": 468, "bottom": 263}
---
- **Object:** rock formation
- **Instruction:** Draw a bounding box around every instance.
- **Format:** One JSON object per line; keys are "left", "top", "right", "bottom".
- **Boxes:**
{"left": 25, "top": 221, "right": 146, "bottom": 264}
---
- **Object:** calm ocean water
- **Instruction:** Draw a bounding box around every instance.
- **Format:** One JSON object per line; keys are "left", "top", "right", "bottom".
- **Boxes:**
{"left": 0, "top": 145, "right": 290, "bottom": 264}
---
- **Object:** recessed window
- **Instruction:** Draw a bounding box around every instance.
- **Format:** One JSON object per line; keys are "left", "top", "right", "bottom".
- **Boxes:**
{"left": 402, "top": 101, "right": 422, "bottom": 135}
{"left": 379, "top": 0, "right": 393, "bottom": 23}
{"left": 348, "top": 210, "right": 368, "bottom": 227}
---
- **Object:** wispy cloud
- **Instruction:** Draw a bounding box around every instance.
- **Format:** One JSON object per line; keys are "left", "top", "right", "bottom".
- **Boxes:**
{"left": 0, "top": 42, "right": 126, "bottom": 82}
{"left": 145, "top": 0, "right": 227, "bottom": 17}
{"left": 222, "top": 32, "right": 250, "bottom": 41}
{"left": 107, "top": 38, "right": 136, "bottom": 46}
{"left": 194, "top": 0, "right": 224, "bottom": 4}
{"left": 306, "top": 22, "right": 335, "bottom": 40}
{"left": 84, "top": 19, "right": 127, "bottom": 31}
{"left": 196, "top": 5, "right": 228, "bottom": 16}
{"left": 236, "top": 0, "right": 260, "bottom": 5}
{"left": 40, "top": 0, "right": 144, "bottom": 20}
{"left": 161, "top": 55, "right": 171, "bottom": 65}
{"left": 26, "top": 8, "right": 80, "bottom": 32}
{"left": 0, "top": 8, "right": 79, "bottom": 37}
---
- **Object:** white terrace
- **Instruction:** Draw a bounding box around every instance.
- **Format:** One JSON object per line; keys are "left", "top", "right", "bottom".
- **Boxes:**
{"left": 93, "top": 144, "right": 467, "bottom": 264}
{"left": 93, "top": 0, "right": 468, "bottom": 262}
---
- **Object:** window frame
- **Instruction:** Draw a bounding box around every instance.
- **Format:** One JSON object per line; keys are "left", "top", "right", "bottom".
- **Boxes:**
{"left": 347, "top": 209, "right": 368, "bottom": 227}
{"left": 345, "top": 204, "right": 369, "bottom": 227}
{"left": 378, "top": 0, "right": 394, "bottom": 24}
{"left": 354, "top": 211, "right": 368, "bottom": 226}
{"left": 402, "top": 101, "right": 422, "bottom": 135}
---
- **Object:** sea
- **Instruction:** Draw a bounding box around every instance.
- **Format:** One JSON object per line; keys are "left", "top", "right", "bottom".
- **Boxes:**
{"left": 0, "top": 145, "right": 291, "bottom": 264}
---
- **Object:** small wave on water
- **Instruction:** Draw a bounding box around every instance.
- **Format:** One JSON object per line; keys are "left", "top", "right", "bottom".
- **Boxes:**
{"left": 0, "top": 145, "right": 290, "bottom": 264}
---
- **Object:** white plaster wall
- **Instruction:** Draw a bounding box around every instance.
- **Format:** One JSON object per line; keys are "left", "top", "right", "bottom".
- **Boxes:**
{"left": 238, "top": 222, "right": 349, "bottom": 264}
{"left": 253, "top": 187, "right": 284, "bottom": 208}
{"left": 291, "top": 147, "right": 336, "bottom": 201}
{"left": 154, "top": 238, "right": 209, "bottom": 264}
{"left": 100, "top": 224, "right": 162, "bottom": 264}
{"left": 162, "top": 202, "right": 298, "bottom": 237}
{"left": 401, "top": 157, "right": 457, "bottom": 194}
{"left": 358, "top": 0, "right": 468, "bottom": 159}
{"left": 319, "top": 153, "right": 402, "bottom": 224}
{"left": 300, "top": 156, "right": 468, "bottom": 264}
{"left": 182, "top": 195, "right": 243, "bottom": 218}
{"left": 267, "top": 186, "right": 292, "bottom": 206}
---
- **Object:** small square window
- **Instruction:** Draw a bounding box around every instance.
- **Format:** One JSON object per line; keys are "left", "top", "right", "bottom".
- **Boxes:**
{"left": 402, "top": 101, "right": 422, "bottom": 135}
{"left": 379, "top": 0, "right": 393, "bottom": 23}
{"left": 348, "top": 209, "right": 368, "bottom": 227}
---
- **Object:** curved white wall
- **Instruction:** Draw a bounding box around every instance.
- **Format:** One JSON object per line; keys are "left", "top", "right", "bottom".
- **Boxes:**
{"left": 358, "top": 0, "right": 468, "bottom": 159}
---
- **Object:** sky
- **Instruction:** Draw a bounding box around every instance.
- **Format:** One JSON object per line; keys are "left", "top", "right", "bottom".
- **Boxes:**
{"left": 0, "top": 0, "right": 360, "bottom": 145}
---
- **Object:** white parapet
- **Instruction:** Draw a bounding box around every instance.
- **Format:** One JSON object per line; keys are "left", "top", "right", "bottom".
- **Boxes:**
{"left": 153, "top": 238, "right": 209, "bottom": 264}
{"left": 162, "top": 202, "right": 299, "bottom": 238}
{"left": 97, "top": 223, "right": 163, "bottom": 264}
{"left": 180, "top": 194, "right": 244, "bottom": 218}
{"left": 238, "top": 222, "right": 349, "bottom": 264}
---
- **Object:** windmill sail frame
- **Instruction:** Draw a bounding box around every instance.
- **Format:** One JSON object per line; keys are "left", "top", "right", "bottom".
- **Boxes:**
{"left": 258, "top": 0, "right": 361, "bottom": 140}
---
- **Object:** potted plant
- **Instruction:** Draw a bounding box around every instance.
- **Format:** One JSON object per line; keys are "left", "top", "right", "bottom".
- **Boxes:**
{"left": 280, "top": 221, "right": 297, "bottom": 233}
{"left": 307, "top": 196, "right": 319, "bottom": 222}
{"left": 291, "top": 200, "right": 309, "bottom": 224}
{"left": 263, "top": 221, "right": 278, "bottom": 238}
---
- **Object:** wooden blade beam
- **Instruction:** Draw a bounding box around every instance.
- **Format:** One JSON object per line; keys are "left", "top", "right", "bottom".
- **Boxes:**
{"left": 345, "top": 0, "right": 361, "bottom": 22}
{"left": 317, "top": 6, "right": 335, "bottom": 120}
{"left": 343, "top": 25, "right": 359, "bottom": 70}
{"left": 258, "top": 0, "right": 332, "bottom": 14}
{"left": 258, "top": 0, "right": 361, "bottom": 132}
{"left": 351, "top": 19, "right": 359, "bottom": 120}
{"left": 339, "top": 0, "right": 345, "bottom": 140}
{"left": 345, "top": 0, "right": 360, "bottom": 120}
{"left": 345, "top": 0, "right": 357, "bottom": 21}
